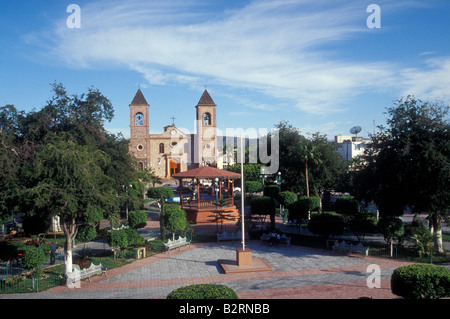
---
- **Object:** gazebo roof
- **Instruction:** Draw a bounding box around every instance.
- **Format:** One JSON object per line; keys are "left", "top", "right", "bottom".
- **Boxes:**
{"left": 172, "top": 166, "right": 240, "bottom": 180}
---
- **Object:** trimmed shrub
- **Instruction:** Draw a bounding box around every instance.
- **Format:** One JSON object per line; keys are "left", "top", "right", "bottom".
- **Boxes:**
{"left": 245, "top": 181, "right": 263, "bottom": 194}
{"left": 167, "top": 284, "right": 238, "bottom": 299}
{"left": 164, "top": 203, "right": 189, "bottom": 235}
{"left": 391, "top": 264, "right": 450, "bottom": 299}
{"left": 21, "top": 246, "right": 47, "bottom": 273}
{"left": 287, "top": 196, "right": 319, "bottom": 222}
{"left": 263, "top": 185, "right": 279, "bottom": 199}
{"left": 250, "top": 196, "right": 275, "bottom": 216}
{"left": 128, "top": 210, "right": 148, "bottom": 229}
{"left": 277, "top": 191, "right": 298, "bottom": 208}
{"left": 107, "top": 228, "right": 128, "bottom": 250}
{"left": 147, "top": 187, "right": 174, "bottom": 200}
{"left": 125, "top": 228, "right": 145, "bottom": 247}
{"left": 307, "top": 213, "right": 344, "bottom": 239}
{"left": 335, "top": 196, "right": 359, "bottom": 216}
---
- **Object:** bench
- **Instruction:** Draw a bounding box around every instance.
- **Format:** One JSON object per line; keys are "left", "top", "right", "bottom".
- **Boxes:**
{"left": 332, "top": 241, "right": 368, "bottom": 257}
{"left": 260, "top": 233, "right": 291, "bottom": 246}
{"left": 217, "top": 231, "right": 249, "bottom": 242}
{"left": 165, "top": 236, "right": 190, "bottom": 252}
{"left": 68, "top": 263, "right": 107, "bottom": 283}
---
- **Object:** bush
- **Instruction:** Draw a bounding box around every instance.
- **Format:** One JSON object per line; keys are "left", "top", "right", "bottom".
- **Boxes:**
{"left": 391, "top": 264, "right": 450, "bottom": 299}
{"left": 307, "top": 213, "right": 344, "bottom": 239}
{"left": 348, "top": 213, "right": 377, "bottom": 241}
{"left": 263, "top": 185, "right": 279, "bottom": 199}
{"left": 250, "top": 196, "right": 275, "bottom": 216}
{"left": 147, "top": 187, "right": 174, "bottom": 200}
{"left": 277, "top": 191, "right": 298, "bottom": 208}
{"left": 245, "top": 181, "right": 263, "bottom": 194}
{"left": 287, "top": 196, "right": 319, "bottom": 222}
{"left": 107, "top": 229, "right": 128, "bottom": 250}
{"left": 125, "top": 228, "right": 145, "bottom": 247}
{"left": 76, "top": 224, "right": 97, "bottom": 242}
{"left": 128, "top": 210, "right": 148, "bottom": 229}
{"left": 167, "top": 284, "right": 238, "bottom": 299}
{"left": 335, "top": 196, "right": 359, "bottom": 216}
{"left": 164, "top": 203, "right": 189, "bottom": 235}
{"left": 21, "top": 246, "right": 47, "bottom": 273}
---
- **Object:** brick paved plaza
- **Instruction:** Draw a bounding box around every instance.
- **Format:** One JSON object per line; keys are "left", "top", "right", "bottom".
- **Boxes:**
{"left": 1, "top": 239, "right": 414, "bottom": 299}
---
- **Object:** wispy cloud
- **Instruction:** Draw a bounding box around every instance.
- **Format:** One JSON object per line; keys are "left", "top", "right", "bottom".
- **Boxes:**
{"left": 27, "top": 0, "right": 450, "bottom": 115}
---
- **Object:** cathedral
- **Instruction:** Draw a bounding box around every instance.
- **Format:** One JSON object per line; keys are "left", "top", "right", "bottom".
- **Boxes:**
{"left": 128, "top": 89, "right": 220, "bottom": 178}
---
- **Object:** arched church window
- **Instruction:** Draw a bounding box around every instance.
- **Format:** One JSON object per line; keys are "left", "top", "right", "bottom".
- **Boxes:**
{"left": 136, "top": 112, "right": 144, "bottom": 125}
{"left": 159, "top": 143, "right": 165, "bottom": 154}
{"left": 203, "top": 113, "right": 211, "bottom": 126}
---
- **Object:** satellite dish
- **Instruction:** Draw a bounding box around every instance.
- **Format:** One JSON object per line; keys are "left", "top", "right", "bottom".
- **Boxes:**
{"left": 350, "top": 126, "right": 362, "bottom": 136}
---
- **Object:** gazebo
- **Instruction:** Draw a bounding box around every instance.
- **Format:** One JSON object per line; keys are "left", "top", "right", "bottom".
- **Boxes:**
{"left": 172, "top": 166, "right": 241, "bottom": 224}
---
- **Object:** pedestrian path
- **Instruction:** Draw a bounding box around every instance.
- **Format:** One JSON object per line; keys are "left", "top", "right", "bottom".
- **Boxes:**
{"left": 2, "top": 211, "right": 448, "bottom": 299}
{"left": 1, "top": 240, "right": 415, "bottom": 299}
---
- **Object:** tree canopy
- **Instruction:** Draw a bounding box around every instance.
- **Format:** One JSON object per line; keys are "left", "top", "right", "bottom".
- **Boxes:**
{"left": 0, "top": 83, "right": 137, "bottom": 275}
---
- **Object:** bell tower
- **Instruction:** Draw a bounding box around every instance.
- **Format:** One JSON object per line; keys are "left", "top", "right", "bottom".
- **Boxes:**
{"left": 195, "top": 89, "right": 217, "bottom": 167}
{"left": 129, "top": 89, "right": 150, "bottom": 170}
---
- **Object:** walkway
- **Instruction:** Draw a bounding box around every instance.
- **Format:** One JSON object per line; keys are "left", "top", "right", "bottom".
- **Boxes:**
{"left": 1, "top": 211, "right": 447, "bottom": 300}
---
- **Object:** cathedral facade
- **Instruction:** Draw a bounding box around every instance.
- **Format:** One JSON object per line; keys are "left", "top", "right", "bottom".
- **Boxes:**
{"left": 128, "top": 89, "right": 219, "bottom": 178}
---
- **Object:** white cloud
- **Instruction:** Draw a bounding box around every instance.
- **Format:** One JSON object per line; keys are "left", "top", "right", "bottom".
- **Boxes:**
{"left": 29, "top": 0, "right": 450, "bottom": 115}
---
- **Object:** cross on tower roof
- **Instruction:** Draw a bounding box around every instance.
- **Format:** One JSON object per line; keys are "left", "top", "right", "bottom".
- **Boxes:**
{"left": 171, "top": 116, "right": 176, "bottom": 126}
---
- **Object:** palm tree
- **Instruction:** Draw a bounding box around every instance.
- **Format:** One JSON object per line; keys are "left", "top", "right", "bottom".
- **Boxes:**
{"left": 301, "top": 143, "right": 318, "bottom": 198}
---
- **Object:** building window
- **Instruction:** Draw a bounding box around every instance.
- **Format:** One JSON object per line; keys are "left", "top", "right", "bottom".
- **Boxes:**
{"left": 203, "top": 113, "right": 211, "bottom": 126}
{"left": 136, "top": 112, "right": 144, "bottom": 125}
{"left": 159, "top": 143, "right": 164, "bottom": 154}
{"left": 138, "top": 162, "right": 144, "bottom": 171}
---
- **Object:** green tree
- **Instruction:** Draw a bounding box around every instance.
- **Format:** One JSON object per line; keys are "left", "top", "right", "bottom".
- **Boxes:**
{"left": 21, "top": 246, "right": 47, "bottom": 289}
{"left": 164, "top": 203, "right": 189, "bottom": 239}
{"left": 377, "top": 216, "right": 405, "bottom": 257}
{"left": 22, "top": 137, "right": 117, "bottom": 276}
{"left": 356, "top": 96, "right": 450, "bottom": 252}
{"left": 128, "top": 210, "right": 148, "bottom": 229}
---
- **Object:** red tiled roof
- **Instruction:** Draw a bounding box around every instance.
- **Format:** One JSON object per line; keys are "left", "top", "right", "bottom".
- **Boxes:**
{"left": 172, "top": 166, "right": 240, "bottom": 179}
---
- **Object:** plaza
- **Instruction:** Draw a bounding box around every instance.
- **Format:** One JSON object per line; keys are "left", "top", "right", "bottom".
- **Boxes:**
{"left": 0, "top": 214, "right": 418, "bottom": 300}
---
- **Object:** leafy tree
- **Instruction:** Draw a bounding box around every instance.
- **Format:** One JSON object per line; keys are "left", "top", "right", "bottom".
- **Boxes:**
{"left": 356, "top": 96, "right": 450, "bottom": 252}
{"left": 147, "top": 187, "right": 174, "bottom": 200}
{"left": 22, "top": 137, "right": 117, "bottom": 275}
{"left": 107, "top": 229, "right": 128, "bottom": 256}
{"left": 2, "top": 84, "right": 135, "bottom": 277}
{"left": 348, "top": 212, "right": 377, "bottom": 242}
{"left": 164, "top": 203, "right": 189, "bottom": 239}
{"left": 307, "top": 213, "right": 345, "bottom": 239}
{"left": 377, "top": 216, "right": 405, "bottom": 257}
{"left": 21, "top": 246, "right": 47, "bottom": 288}
{"left": 76, "top": 224, "right": 97, "bottom": 242}
{"left": 335, "top": 196, "right": 359, "bottom": 216}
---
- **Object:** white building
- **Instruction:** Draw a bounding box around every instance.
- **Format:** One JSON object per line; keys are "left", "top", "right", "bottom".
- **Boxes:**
{"left": 334, "top": 134, "right": 371, "bottom": 162}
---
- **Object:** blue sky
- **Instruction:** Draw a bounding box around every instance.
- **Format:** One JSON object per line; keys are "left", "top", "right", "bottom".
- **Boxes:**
{"left": 1, "top": 0, "right": 449, "bottom": 140}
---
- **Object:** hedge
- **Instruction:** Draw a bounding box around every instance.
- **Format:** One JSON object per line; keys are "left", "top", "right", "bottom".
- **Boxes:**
{"left": 391, "top": 264, "right": 450, "bottom": 299}
{"left": 167, "top": 284, "right": 238, "bottom": 299}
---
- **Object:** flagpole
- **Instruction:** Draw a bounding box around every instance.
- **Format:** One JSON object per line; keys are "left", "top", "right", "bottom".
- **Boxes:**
{"left": 241, "top": 135, "right": 245, "bottom": 250}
